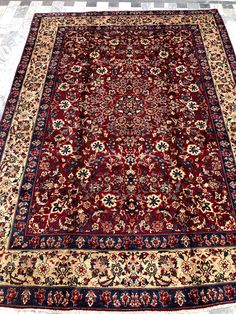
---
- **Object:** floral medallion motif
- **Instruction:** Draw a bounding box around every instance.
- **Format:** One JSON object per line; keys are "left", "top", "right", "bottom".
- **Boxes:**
{"left": 0, "top": 10, "right": 235, "bottom": 311}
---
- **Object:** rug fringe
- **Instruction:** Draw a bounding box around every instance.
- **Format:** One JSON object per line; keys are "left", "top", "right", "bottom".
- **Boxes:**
{"left": 0, "top": 302, "right": 235, "bottom": 314}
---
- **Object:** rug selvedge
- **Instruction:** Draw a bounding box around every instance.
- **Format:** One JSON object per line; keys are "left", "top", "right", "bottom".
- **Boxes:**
{"left": 0, "top": 10, "right": 235, "bottom": 310}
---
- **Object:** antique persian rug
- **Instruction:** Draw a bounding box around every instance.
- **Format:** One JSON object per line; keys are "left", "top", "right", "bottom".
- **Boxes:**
{"left": 0, "top": 10, "right": 235, "bottom": 311}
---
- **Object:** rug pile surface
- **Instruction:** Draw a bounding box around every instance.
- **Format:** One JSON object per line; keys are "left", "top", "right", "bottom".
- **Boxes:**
{"left": 0, "top": 10, "right": 235, "bottom": 311}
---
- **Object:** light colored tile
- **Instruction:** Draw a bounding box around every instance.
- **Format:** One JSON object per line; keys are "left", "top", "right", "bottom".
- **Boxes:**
{"left": 0, "top": 6, "right": 7, "bottom": 17}
{"left": 96, "top": 2, "right": 109, "bottom": 10}
{"left": 116, "top": 2, "right": 131, "bottom": 9}
{"left": 210, "top": 3, "right": 224, "bottom": 14}
{"left": 167, "top": 3, "right": 177, "bottom": 9}
{"left": 50, "top": 0, "right": 64, "bottom": 11}
{"left": 13, "top": 5, "right": 28, "bottom": 17}
{"left": 141, "top": 2, "right": 154, "bottom": 9}
{"left": 0, "top": 2, "right": 19, "bottom": 23}
{"left": 30, "top": 0, "right": 43, "bottom": 6}
{"left": 225, "top": 20, "right": 236, "bottom": 50}
{"left": 187, "top": 2, "right": 200, "bottom": 9}
{"left": 73, "top": 1, "right": 87, "bottom": 10}
{"left": 7, "top": 0, "right": 20, "bottom": 7}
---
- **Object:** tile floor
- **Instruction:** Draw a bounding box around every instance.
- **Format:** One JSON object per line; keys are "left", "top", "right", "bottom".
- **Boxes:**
{"left": 0, "top": 1, "right": 235, "bottom": 313}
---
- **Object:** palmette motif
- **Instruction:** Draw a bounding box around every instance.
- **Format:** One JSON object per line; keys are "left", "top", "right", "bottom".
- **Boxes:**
{"left": 0, "top": 10, "right": 235, "bottom": 310}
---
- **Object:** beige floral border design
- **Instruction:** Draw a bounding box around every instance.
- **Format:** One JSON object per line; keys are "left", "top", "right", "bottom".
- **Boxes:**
{"left": 0, "top": 247, "right": 234, "bottom": 288}
{"left": 0, "top": 11, "right": 235, "bottom": 289}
